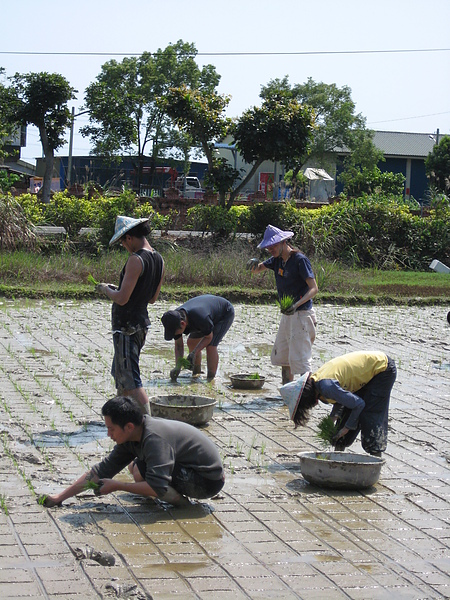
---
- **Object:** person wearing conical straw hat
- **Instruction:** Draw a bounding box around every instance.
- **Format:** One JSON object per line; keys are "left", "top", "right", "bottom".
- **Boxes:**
{"left": 95, "top": 216, "right": 164, "bottom": 414}
{"left": 279, "top": 350, "right": 397, "bottom": 456}
{"left": 247, "top": 224, "right": 318, "bottom": 384}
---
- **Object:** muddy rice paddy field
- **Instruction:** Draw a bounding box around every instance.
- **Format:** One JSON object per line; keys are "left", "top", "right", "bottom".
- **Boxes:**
{"left": 0, "top": 300, "right": 449, "bottom": 600}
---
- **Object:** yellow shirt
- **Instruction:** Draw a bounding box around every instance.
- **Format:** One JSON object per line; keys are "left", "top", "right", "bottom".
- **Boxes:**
{"left": 312, "top": 351, "right": 388, "bottom": 404}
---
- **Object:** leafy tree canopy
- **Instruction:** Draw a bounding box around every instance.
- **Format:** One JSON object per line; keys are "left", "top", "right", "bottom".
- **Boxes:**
{"left": 10, "top": 72, "right": 76, "bottom": 150}
{"left": 231, "top": 94, "right": 314, "bottom": 172}
{"left": 6, "top": 71, "right": 76, "bottom": 203}
{"left": 260, "top": 76, "right": 374, "bottom": 167}
{"left": 425, "top": 135, "right": 450, "bottom": 194}
{"left": 163, "top": 85, "right": 314, "bottom": 207}
{"left": 0, "top": 68, "right": 22, "bottom": 159}
{"left": 161, "top": 85, "right": 232, "bottom": 167}
{"left": 81, "top": 40, "right": 220, "bottom": 174}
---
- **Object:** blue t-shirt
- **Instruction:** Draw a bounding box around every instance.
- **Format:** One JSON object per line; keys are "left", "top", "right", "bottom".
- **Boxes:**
{"left": 178, "top": 294, "right": 233, "bottom": 337}
{"left": 264, "top": 252, "right": 315, "bottom": 311}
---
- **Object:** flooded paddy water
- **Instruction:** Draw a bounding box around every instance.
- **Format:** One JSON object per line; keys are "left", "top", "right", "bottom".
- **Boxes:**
{"left": 0, "top": 299, "right": 449, "bottom": 599}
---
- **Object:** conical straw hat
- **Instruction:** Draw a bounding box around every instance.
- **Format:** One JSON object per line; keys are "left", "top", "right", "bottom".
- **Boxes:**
{"left": 109, "top": 215, "right": 150, "bottom": 246}
{"left": 279, "top": 372, "right": 310, "bottom": 420}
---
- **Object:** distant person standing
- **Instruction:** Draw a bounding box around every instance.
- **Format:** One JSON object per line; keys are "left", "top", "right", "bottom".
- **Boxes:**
{"left": 161, "top": 294, "right": 234, "bottom": 381}
{"left": 248, "top": 224, "right": 318, "bottom": 384}
{"left": 96, "top": 216, "right": 164, "bottom": 414}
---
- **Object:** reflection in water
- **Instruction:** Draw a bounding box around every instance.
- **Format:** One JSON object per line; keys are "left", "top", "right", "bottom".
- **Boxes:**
{"left": 33, "top": 422, "right": 107, "bottom": 447}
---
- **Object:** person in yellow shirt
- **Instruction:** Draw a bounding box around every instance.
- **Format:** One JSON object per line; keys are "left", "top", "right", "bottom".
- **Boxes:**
{"left": 279, "top": 351, "right": 397, "bottom": 456}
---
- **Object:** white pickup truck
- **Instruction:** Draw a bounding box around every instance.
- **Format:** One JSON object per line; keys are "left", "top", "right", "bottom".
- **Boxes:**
{"left": 164, "top": 176, "right": 204, "bottom": 199}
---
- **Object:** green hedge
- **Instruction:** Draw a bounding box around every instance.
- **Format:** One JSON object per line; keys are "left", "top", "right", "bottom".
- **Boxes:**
{"left": 6, "top": 191, "right": 450, "bottom": 270}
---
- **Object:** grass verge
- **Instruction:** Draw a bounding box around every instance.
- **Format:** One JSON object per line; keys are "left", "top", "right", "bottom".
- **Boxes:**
{"left": 0, "top": 247, "right": 449, "bottom": 305}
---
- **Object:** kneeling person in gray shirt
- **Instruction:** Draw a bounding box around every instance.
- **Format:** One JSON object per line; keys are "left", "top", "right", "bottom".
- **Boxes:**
{"left": 40, "top": 396, "right": 224, "bottom": 507}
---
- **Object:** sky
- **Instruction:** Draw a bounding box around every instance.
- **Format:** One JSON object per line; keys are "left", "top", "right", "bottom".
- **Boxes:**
{"left": 1, "top": 0, "right": 449, "bottom": 164}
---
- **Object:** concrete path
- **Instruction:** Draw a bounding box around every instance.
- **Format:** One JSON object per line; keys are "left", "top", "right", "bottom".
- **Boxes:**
{"left": 0, "top": 300, "right": 448, "bottom": 599}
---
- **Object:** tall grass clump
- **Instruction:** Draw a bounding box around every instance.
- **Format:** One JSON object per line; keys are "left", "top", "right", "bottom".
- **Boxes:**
{"left": 0, "top": 194, "right": 37, "bottom": 250}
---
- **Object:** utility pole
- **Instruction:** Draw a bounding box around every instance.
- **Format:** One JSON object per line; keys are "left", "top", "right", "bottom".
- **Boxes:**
{"left": 67, "top": 107, "right": 89, "bottom": 187}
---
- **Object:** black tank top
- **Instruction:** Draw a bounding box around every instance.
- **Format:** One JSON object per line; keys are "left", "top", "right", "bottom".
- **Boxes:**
{"left": 111, "top": 248, "right": 163, "bottom": 332}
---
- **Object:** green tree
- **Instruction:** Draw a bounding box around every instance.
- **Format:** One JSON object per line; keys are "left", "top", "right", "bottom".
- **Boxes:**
{"left": 261, "top": 77, "right": 379, "bottom": 195}
{"left": 0, "top": 68, "right": 21, "bottom": 159}
{"left": 81, "top": 40, "right": 220, "bottom": 190}
{"left": 164, "top": 86, "right": 314, "bottom": 208}
{"left": 161, "top": 85, "right": 238, "bottom": 204}
{"left": 425, "top": 135, "right": 450, "bottom": 194}
{"left": 339, "top": 166, "right": 405, "bottom": 197}
{"left": 7, "top": 72, "right": 76, "bottom": 203}
{"left": 231, "top": 94, "right": 314, "bottom": 205}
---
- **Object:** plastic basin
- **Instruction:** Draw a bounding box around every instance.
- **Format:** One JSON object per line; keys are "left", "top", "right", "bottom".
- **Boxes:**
{"left": 299, "top": 451, "right": 385, "bottom": 489}
{"left": 149, "top": 395, "right": 216, "bottom": 426}
{"left": 230, "top": 374, "right": 265, "bottom": 390}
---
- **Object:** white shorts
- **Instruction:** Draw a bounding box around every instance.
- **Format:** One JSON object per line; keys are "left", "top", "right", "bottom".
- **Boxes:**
{"left": 270, "top": 308, "right": 316, "bottom": 375}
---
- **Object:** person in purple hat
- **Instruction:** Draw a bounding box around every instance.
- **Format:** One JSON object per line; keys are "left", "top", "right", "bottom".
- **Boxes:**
{"left": 248, "top": 224, "right": 318, "bottom": 384}
{"left": 95, "top": 216, "right": 164, "bottom": 414}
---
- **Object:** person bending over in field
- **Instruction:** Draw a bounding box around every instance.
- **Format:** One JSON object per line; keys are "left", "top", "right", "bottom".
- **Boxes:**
{"left": 279, "top": 350, "right": 397, "bottom": 456}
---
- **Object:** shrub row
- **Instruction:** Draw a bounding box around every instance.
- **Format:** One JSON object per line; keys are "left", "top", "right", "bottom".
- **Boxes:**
{"left": 2, "top": 191, "right": 448, "bottom": 270}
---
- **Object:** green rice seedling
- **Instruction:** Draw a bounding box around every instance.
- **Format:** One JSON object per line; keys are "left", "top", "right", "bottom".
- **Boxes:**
{"left": 316, "top": 416, "right": 339, "bottom": 448}
{"left": 316, "top": 453, "right": 331, "bottom": 460}
{"left": 176, "top": 356, "right": 192, "bottom": 371}
{"left": 37, "top": 494, "right": 48, "bottom": 506}
{"left": 248, "top": 373, "right": 260, "bottom": 380}
{"left": 83, "top": 480, "right": 101, "bottom": 492}
{"left": 87, "top": 273, "right": 99, "bottom": 286}
{"left": 277, "top": 294, "right": 294, "bottom": 312}
{"left": 0, "top": 494, "right": 8, "bottom": 515}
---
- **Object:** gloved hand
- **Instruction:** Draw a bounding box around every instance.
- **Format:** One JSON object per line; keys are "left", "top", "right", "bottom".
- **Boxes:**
{"left": 246, "top": 258, "right": 260, "bottom": 271}
{"left": 95, "top": 283, "right": 114, "bottom": 296}
{"left": 281, "top": 304, "right": 296, "bottom": 315}
{"left": 170, "top": 368, "right": 180, "bottom": 381}
{"left": 186, "top": 351, "right": 196, "bottom": 369}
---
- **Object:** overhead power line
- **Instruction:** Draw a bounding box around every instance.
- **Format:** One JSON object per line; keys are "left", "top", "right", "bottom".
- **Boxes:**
{"left": 368, "top": 111, "right": 450, "bottom": 125}
{"left": 1, "top": 48, "right": 449, "bottom": 57}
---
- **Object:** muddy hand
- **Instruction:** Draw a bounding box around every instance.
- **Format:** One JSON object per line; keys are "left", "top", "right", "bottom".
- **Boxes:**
{"left": 37, "top": 494, "right": 62, "bottom": 508}
{"left": 281, "top": 305, "right": 296, "bottom": 315}
{"left": 95, "top": 283, "right": 111, "bottom": 296}
{"left": 246, "top": 258, "right": 259, "bottom": 271}
{"left": 94, "top": 480, "right": 104, "bottom": 496}
{"left": 331, "top": 427, "right": 350, "bottom": 445}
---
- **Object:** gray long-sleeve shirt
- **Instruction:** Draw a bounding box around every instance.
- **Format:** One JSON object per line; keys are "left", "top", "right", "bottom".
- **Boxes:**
{"left": 92, "top": 416, "right": 224, "bottom": 497}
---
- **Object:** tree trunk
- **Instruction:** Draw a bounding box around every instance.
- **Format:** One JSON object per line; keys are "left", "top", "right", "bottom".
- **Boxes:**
{"left": 39, "top": 126, "right": 54, "bottom": 204}
{"left": 226, "top": 160, "right": 263, "bottom": 209}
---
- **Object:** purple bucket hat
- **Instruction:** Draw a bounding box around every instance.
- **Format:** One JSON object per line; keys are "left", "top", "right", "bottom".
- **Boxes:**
{"left": 257, "top": 224, "right": 294, "bottom": 249}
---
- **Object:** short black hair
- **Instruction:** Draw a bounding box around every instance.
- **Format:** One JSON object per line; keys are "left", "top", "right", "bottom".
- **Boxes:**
{"left": 126, "top": 221, "right": 151, "bottom": 239}
{"left": 102, "top": 396, "right": 143, "bottom": 428}
{"left": 293, "top": 377, "right": 318, "bottom": 428}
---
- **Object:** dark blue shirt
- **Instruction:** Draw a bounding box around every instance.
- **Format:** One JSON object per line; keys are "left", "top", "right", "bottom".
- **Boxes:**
{"left": 178, "top": 294, "right": 233, "bottom": 337}
{"left": 264, "top": 252, "right": 315, "bottom": 311}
